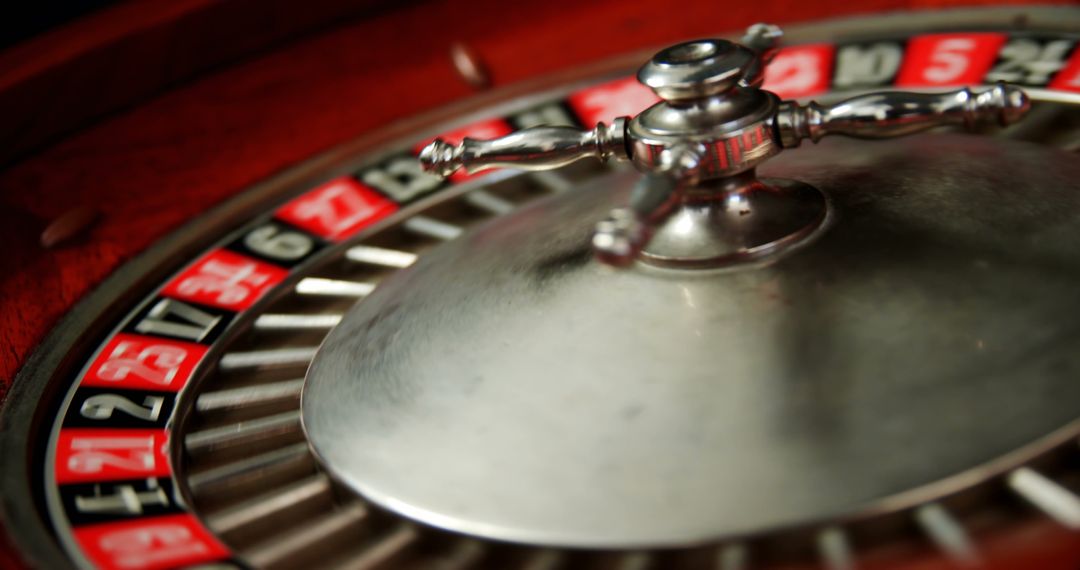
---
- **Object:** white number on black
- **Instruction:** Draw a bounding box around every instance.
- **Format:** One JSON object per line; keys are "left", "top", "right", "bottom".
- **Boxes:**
{"left": 986, "top": 38, "right": 1074, "bottom": 85}
{"left": 134, "top": 299, "right": 221, "bottom": 342}
{"left": 512, "top": 103, "right": 576, "bottom": 128}
{"left": 833, "top": 43, "right": 903, "bottom": 88}
{"left": 80, "top": 394, "right": 165, "bottom": 422}
{"left": 74, "top": 478, "right": 170, "bottom": 515}
{"left": 360, "top": 157, "right": 443, "bottom": 203}
{"left": 243, "top": 224, "right": 314, "bottom": 261}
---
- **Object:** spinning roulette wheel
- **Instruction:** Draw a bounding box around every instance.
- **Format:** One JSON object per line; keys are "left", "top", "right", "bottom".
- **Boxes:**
{"left": 2, "top": 1, "right": 1080, "bottom": 569}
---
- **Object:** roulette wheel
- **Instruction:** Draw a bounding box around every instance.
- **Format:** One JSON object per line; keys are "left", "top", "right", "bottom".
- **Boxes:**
{"left": 2, "top": 1, "right": 1080, "bottom": 568}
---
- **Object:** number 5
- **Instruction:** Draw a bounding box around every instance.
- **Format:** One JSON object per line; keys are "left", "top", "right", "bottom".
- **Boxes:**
{"left": 924, "top": 39, "right": 975, "bottom": 83}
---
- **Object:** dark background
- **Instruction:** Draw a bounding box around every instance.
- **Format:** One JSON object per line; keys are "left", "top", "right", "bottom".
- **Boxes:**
{"left": 0, "top": 2, "right": 116, "bottom": 49}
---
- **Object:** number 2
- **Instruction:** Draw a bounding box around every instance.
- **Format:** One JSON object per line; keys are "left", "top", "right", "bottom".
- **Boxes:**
{"left": 80, "top": 394, "right": 165, "bottom": 422}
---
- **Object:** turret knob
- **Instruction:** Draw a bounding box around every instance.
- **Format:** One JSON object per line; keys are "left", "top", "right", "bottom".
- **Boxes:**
{"left": 420, "top": 24, "right": 1031, "bottom": 268}
{"left": 636, "top": 39, "right": 755, "bottom": 101}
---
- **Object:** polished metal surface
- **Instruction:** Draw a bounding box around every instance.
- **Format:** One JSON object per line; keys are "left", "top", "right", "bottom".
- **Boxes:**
{"left": 636, "top": 39, "right": 756, "bottom": 101}
{"left": 419, "top": 119, "right": 629, "bottom": 178}
{"left": 776, "top": 84, "right": 1030, "bottom": 147}
{"left": 3, "top": 9, "right": 1078, "bottom": 570}
{"left": 634, "top": 174, "right": 829, "bottom": 267}
{"left": 735, "top": 23, "right": 782, "bottom": 89}
{"left": 304, "top": 134, "right": 1080, "bottom": 548}
{"left": 419, "top": 25, "right": 1032, "bottom": 269}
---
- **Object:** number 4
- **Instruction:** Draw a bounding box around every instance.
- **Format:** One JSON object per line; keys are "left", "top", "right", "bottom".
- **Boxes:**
{"left": 987, "top": 38, "right": 1074, "bottom": 85}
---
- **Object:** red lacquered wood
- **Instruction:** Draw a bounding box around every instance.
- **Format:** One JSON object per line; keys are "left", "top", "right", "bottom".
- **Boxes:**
{"left": 0, "top": 0, "right": 396, "bottom": 165}
{"left": 0, "top": 0, "right": 1074, "bottom": 568}
{"left": 2, "top": 0, "right": 1065, "bottom": 396}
